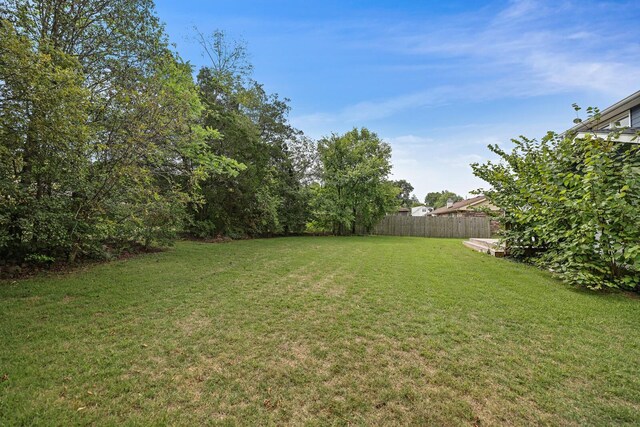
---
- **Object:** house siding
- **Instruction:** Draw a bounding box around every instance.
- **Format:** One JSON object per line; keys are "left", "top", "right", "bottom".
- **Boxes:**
{"left": 631, "top": 106, "right": 640, "bottom": 128}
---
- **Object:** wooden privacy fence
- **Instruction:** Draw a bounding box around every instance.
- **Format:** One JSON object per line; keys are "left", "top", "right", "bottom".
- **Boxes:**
{"left": 368, "top": 215, "right": 491, "bottom": 238}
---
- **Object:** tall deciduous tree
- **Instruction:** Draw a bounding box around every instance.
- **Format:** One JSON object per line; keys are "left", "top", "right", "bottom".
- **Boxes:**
{"left": 312, "top": 128, "right": 398, "bottom": 235}
{"left": 193, "top": 29, "right": 312, "bottom": 237}
{"left": 424, "top": 190, "right": 463, "bottom": 208}
{"left": 392, "top": 179, "right": 415, "bottom": 208}
{"left": 1, "top": 2, "right": 239, "bottom": 263}
{"left": 0, "top": 21, "right": 90, "bottom": 260}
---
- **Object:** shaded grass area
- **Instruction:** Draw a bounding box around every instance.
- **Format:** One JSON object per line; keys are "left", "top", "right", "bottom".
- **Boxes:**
{"left": 1, "top": 237, "right": 638, "bottom": 425}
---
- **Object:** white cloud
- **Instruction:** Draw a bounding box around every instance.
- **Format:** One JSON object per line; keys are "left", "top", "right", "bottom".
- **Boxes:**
{"left": 289, "top": 0, "right": 640, "bottom": 196}
{"left": 497, "top": 0, "right": 540, "bottom": 21}
{"left": 387, "top": 131, "right": 509, "bottom": 198}
{"left": 567, "top": 31, "right": 592, "bottom": 40}
{"left": 293, "top": 0, "right": 640, "bottom": 136}
{"left": 526, "top": 52, "right": 640, "bottom": 96}
{"left": 385, "top": 134, "right": 434, "bottom": 146}
{"left": 292, "top": 86, "right": 456, "bottom": 131}
{"left": 389, "top": 153, "right": 491, "bottom": 200}
{"left": 375, "top": 1, "right": 639, "bottom": 97}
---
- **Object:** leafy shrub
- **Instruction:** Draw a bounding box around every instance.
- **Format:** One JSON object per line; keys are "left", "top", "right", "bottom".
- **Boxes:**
{"left": 24, "top": 254, "right": 56, "bottom": 265}
{"left": 473, "top": 121, "right": 640, "bottom": 290}
{"left": 225, "top": 228, "right": 249, "bottom": 240}
{"left": 191, "top": 220, "right": 218, "bottom": 238}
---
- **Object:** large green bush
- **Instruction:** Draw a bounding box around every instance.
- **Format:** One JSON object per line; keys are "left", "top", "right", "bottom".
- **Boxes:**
{"left": 473, "top": 123, "right": 640, "bottom": 290}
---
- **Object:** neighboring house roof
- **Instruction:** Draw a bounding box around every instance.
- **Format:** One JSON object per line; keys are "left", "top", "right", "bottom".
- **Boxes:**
{"left": 568, "top": 90, "right": 640, "bottom": 144}
{"left": 430, "top": 195, "right": 488, "bottom": 215}
{"left": 397, "top": 207, "right": 410, "bottom": 213}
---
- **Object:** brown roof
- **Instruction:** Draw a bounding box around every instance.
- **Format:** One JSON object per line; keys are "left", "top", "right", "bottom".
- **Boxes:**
{"left": 430, "top": 195, "right": 486, "bottom": 215}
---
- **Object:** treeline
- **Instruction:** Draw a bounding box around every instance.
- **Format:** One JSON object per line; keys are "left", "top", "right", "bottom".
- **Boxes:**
{"left": 0, "top": 0, "right": 400, "bottom": 265}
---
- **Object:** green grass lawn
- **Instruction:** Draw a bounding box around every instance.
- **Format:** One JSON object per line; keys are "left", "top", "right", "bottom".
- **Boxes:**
{"left": 1, "top": 237, "right": 639, "bottom": 426}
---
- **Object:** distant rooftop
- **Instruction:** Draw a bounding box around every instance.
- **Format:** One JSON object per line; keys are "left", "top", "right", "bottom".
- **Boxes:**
{"left": 430, "top": 195, "right": 486, "bottom": 215}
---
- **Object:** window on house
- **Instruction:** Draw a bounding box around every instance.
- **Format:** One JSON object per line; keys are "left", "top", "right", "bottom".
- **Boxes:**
{"left": 611, "top": 115, "right": 630, "bottom": 128}
{"left": 631, "top": 106, "right": 640, "bottom": 128}
{"left": 598, "top": 111, "right": 630, "bottom": 130}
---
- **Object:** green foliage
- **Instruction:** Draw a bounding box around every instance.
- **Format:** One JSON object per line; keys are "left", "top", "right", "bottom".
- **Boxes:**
{"left": 0, "top": 3, "right": 240, "bottom": 264}
{"left": 472, "top": 121, "right": 640, "bottom": 290}
{"left": 0, "top": 20, "right": 90, "bottom": 261}
{"left": 424, "top": 190, "right": 463, "bottom": 208}
{"left": 191, "top": 30, "right": 313, "bottom": 237}
{"left": 23, "top": 253, "right": 56, "bottom": 265}
{"left": 312, "top": 128, "right": 398, "bottom": 235}
{"left": 0, "top": 5, "right": 394, "bottom": 262}
{"left": 392, "top": 179, "right": 415, "bottom": 208}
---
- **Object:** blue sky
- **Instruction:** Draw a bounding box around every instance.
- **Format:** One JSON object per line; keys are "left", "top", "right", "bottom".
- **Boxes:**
{"left": 155, "top": 0, "right": 640, "bottom": 200}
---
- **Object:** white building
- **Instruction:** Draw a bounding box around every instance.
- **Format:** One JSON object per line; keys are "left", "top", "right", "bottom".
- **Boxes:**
{"left": 411, "top": 205, "right": 434, "bottom": 216}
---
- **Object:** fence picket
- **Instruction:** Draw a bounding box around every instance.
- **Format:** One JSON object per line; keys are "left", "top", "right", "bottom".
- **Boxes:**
{"left": 370, "top": 215, "right": 490, "bottom": 238}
